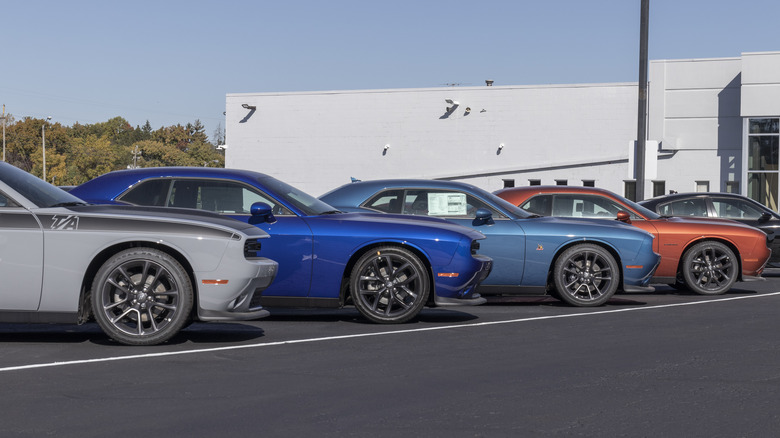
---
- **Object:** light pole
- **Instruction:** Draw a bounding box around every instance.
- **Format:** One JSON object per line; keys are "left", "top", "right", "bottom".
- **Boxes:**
{"left": 42, "top": 116, "right": 51, "bottom": 182}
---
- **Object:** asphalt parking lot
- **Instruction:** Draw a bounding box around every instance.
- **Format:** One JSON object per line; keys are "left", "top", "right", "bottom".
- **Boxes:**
{"left": 3, "top": 274, "right": 780, "bottom": 437}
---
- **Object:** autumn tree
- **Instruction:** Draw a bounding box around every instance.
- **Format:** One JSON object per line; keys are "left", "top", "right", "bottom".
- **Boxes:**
{"left": 69, "top": 134, "right": 118, "bottom": 184}
{"left": 2, "top": 116, "right": 225, "bottom": 182}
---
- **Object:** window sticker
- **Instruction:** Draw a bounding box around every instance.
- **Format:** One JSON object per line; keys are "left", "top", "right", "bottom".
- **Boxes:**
{"left": 428, "top": 192, "right": 467, "bottom": 216}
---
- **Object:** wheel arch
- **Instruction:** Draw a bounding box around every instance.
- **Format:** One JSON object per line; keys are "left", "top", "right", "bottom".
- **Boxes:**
{"left": 675, "top": 237, "right": 742, "bottom": 280}
{"left": 78, "top": 241, "right": 198, "bottom": 323}
{"left": 339, "top": 242, "right": 436, "bottom": 307}
{"left": 546, "top": 240, "right": 624, "bottom": 290}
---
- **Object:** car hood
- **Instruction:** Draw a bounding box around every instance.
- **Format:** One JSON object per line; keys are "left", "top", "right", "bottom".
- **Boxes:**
{"left": 658, "top": 215, "right": 764, "bottom": 230}
{"left": 526, "top": 215, "right": 655, "bottom": 236}
{"left": 53, "top": 204, "right": 270, "bottom": 238}
{"left": 315, "top": 211, "right": 486, "bottom": 240}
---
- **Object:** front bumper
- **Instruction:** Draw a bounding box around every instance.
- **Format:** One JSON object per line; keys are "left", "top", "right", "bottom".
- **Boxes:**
{"left": 622, "top": 251, "right": 661, "bottom": 292}
{"left": 432, "top": 254, "right": 493, "bottom": 306}
{"left": 196, "top": 257, "right": 278, "bottom": 321}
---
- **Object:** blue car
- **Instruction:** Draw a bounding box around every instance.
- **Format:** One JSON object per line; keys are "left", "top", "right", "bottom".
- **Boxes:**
{"left": 320, "top": 179, "right": 662, "bottom": 307}
{"left": 70, "top": 168, "right": 492, "bottom": 324}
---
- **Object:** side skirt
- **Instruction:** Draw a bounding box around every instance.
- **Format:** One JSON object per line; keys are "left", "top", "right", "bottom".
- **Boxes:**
{"left": 258, "top": 296, "right": 342, "bottom": 308}
{"left": 0, "top": 311, "right": 79, "bottom": 324}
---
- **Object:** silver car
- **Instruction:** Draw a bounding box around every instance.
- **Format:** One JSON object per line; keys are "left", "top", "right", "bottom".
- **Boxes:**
{"left": 0, "top": 162, "right": 278, "bottom": 345}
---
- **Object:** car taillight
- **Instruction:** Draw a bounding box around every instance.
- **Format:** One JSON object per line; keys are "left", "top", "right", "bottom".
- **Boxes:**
{"left": 244, "top": 239, "right": 262, "bottom": 258}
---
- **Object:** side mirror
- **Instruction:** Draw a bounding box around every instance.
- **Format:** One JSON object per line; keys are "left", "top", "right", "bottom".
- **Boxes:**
{"left": 250, "top": 202, "right": 276, "bottom": 224}
{"left": 616, "top": 210, "right": 632, "bottom": 224}
{"left": 472, "top": 208, "right": 495, "bottom": 226}
{"left": 758, "top": 212, "right": 772, "bottom": 224}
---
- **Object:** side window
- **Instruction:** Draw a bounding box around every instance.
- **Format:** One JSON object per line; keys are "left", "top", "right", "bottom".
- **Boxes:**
{"left": 169, "top": 181, "right": 200, "bottom": 209}
{"left": 403, "top": 189, "right": 500, "bottom": 219}
{"left": 520, "top": 195, "right": 552, "bottom": 216}
{"left": 548, "top": 194, "right": 641, "bottom": 219}
{"left": 712, "top": 198, "right": 763, "bottom": 219}
{"left": 363, "top": 190, "right": 404, "bottom": 213}
{"left": 185, "top": 179, "right": 294, "bottom": 216}
{"left": 667, "top": 199, "right": 708, "bottom": 217}
{"left": 119, "top": 179, "right": 171, "bottom": 206}
{"left": 656, "top": 203, "right": 673, "bottom": 216}
{"left": 0, "top": 191, "right": 20, "bottom": 208}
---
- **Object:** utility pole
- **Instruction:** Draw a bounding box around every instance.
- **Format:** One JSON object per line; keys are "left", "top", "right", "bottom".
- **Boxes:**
{"left": 1, "top": 104, "right": 6, "bottom": 162}
{"left": 42, "top": 116, "right": 51, "bottom": 182}
{"left": 635, "top": 0, "right": 649, "bottom": 201}
{"left": 130, "top": 144, "right": 142, "bottom": 168}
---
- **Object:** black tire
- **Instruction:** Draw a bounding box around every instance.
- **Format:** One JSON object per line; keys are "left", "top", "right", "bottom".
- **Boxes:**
{"left": 553, "top": 244, "right": 619, "bottom": 307}
{"left": 91, "top": 248, "right": 193, "bottom": 345}
{"left": 681, "top": 241, "right": 737, "bottom": 295}
{"left": 350, "top": 246, "right": 430, "bottom": 324}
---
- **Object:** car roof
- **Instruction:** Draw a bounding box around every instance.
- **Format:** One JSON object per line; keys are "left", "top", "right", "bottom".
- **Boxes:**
{"left": 321, "top": 178, "right": 532, "bottom": 219}
{"left": 494, "top": 185, "right": 618, "bottom": 195}
{"left": 640, "top": 192, "right": 761, "bottom": 205}
{"left": 73, "top": 167, "right": 274, "bottom": 199}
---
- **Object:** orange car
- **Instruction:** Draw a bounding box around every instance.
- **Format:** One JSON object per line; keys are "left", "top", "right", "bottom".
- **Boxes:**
{"left": 495, "top": 186, "right": 771, "bottom": 295}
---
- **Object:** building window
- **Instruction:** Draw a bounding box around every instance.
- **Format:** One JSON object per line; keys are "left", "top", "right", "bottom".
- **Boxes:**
{"left": 695, "top": 181, "right": 710, "bottom": 192}
{"left": 652, "top": 181, "right": 665, "bottom": 198}
{"left": 582, "top": 180, "right": 595, "bottom": 187}
{"left": 624, "top": 180, "right": 636, "bottom": 202}
{"left": 529, "top": 179, "right": 541, "bottom": 186}
{"left": 555, "top": 179, "right": 567, "bottom": 186}
{"left": 747, "top": 118, "right": 780, "bottom": 210}
{"left": 725, "top": 181, "right": 739, "bottom": 193}
{"left": 502, "top": 179, "right": 515, "bottom": 188}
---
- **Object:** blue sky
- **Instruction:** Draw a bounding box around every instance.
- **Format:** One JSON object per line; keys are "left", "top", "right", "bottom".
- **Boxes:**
{"left": 2, "top": 0, "right": 778, "bottom": 141}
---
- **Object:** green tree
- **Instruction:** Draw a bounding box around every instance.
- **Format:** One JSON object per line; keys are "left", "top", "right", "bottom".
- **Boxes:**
{"left": 4, "top": 117, "right": 43, "bottom": 171}
{"left": 133, "top": 139, "right": 192, "bottom": 167}
{"left": 69, "top": 134, "right": 118, "bottom": 184}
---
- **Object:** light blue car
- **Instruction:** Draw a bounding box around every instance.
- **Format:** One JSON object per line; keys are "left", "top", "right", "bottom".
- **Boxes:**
{"left": 321, "top": 179, "right": 661, "bottom": 307}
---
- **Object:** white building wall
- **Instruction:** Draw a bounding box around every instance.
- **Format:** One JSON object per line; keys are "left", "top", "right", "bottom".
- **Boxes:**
{"left": 225, "top": 51, "right": 779, "bottom": 200}
{"left": 227, "top": 83, "right": 637, "bottom": 196}
{"left": 648, "top": 57, "right": 743, "bottom": 193}
{"left": 741, "top": 51, "right": 780, "bottom": 117}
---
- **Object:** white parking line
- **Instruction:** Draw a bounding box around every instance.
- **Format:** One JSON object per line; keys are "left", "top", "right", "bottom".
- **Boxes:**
{"left": 3, "top": 291, "right": 780, "bottom": 373}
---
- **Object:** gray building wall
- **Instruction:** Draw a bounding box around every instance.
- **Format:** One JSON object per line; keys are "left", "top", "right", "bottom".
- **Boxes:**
{"left": 225, "top": 51, "right": 780, "bottom": 201}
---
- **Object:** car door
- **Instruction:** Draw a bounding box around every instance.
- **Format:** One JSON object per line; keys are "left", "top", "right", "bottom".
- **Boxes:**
{"left": 0, "top": 191, "right": 44, "bottom": 310}
{"left": 366, "top": 188, "right": 527, "bottom": 286}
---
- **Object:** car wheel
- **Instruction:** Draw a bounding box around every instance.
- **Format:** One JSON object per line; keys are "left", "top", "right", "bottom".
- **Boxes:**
{"left": 681, "top": 241, "right": 737, "bottom": 295}
{"left": 91, "top": 248, "right": 193, "bottom": 345}
{"left": 350, "top": 246, "right": 430, "bottom": 323}
{"left": 553, "top": 244, "right": 619, "bottom": 307}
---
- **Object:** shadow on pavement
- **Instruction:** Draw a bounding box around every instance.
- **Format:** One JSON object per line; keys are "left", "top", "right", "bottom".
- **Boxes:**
{"left": 0, "top": 321, "right": 266, "bottom": 346}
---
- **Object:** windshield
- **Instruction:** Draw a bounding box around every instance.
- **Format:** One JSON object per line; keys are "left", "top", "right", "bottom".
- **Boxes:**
{"left": 468, "top": 185, "right": 535, "bottom": 219}
{"left": 1, "top": 162, "right": 86, "bottom": 208}
{"left": 613, "top": 192, "right": 662, "bottom": 219}
{"left": 257, "top": 175, "right": 339, "bottom": 216}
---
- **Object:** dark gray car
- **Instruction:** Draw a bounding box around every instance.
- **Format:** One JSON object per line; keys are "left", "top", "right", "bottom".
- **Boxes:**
{"left": 640, "top": 192, "right": 780, "bottom": 266}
